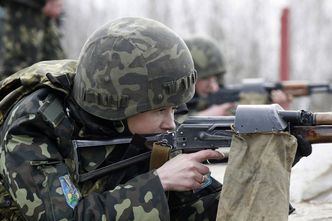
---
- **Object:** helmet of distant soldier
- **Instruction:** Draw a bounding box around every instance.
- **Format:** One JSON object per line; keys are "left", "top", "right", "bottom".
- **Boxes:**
{"left": 184, "top": 36, "right": 226, "bottom": 84}
{"left": 72, "top": 17, "right": 196, "bottom": 120}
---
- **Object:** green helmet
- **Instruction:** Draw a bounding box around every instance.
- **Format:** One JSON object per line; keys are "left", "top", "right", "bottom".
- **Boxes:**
{"left": 184, "top": 36, "right": 226, "bottom": 83}
{"left": 72, "top": 17, "right": 196, "bottom": 120}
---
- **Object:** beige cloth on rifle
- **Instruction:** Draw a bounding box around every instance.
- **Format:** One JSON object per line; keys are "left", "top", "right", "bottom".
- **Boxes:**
{"left": 217, "top": 131, "right": 297, "bottom": 221}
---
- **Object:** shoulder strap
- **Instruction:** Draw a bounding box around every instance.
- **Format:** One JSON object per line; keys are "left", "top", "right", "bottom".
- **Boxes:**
{"left": 149, "top": 142, "right": 171, "bottom": 170}
{"left": 0, "top": 59, "right": 77, "bottom": 125}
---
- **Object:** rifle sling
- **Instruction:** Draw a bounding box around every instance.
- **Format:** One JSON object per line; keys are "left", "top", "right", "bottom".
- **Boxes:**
{"left": 149, "top": 143, "right": 171, "bottom": 170}
{"left": 79, "top": 151, "right": 151, "bottom": 182}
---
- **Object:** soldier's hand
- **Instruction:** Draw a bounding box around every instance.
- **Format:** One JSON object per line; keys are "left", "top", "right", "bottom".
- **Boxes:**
{"left": 270, "top": 89, "right": 293, "bottom": 109}
{"left": 43, "top": 0, "right": 63, "bottom": 18}
{"left": 156, "top": 150, "right": 224, "bottom": 191}
{"left": 293, "top": 135, "right": 312, "bottom": 166}
{"left": 198, "top": 102, "right": 235, "bottom": 116}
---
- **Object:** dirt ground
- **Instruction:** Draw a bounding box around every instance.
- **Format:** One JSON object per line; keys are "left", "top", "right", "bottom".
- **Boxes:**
{"left": 208, "top": 143, "right": 332, "bottom": 221}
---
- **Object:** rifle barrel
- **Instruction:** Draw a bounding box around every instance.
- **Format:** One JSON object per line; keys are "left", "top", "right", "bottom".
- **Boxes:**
{"left": 308, "top": 84, "right": 332, "bottom": 94}
{"left": 277, "top": 110, "right": 332, "bottom": 126}
{"left": 280, "top": 81, "right": 310, "bottom": 96}
{"left": 280, "top": 81, "right": 331, "bottom": 96}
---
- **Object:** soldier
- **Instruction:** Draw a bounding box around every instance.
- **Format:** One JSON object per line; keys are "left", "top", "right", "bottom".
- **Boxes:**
{"left": 0, "top": 0, "right": 65, "bottom": 79}
{"left": 184, "top": 36, "right": 235, "bottom": 116}
{"left": 0, "top": 17, "right": 224, "bottom": 220}
{"left": 184, "top": 36, "right": 292, "bottom": 117}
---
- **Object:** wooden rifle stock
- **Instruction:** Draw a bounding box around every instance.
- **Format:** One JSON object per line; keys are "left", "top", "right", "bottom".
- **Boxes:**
{"left": 278, "top": 81, "right": 332, "bottom": 97}
{"left": 291, "top": 112, "right": 332, "bottom": 144}
{"left": 279, "top": 81, "right": 311, "bottom": 96}
{"left": 292, "top": 126, "right": 332, "bottom": 144}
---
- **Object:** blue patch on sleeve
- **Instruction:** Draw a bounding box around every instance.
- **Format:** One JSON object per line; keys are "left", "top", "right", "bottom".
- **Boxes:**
{"left": 59, "top": 174, "right": 81, "bottom": 209}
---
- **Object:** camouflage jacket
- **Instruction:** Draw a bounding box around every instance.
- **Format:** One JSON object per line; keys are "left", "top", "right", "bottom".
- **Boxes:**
{"left": 0, "top": 60, "right": 221, "bottom": 221}
{"left": 0, "top": 62, "right": 170, "bottom": 220}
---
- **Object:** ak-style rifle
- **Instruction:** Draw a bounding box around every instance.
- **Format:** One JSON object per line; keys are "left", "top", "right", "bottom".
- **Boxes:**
{"left": 72, "top": 104, "right": 332, "bottom": 182}
{"left": 187, "top": 79, "right": 332, "bottom": 109}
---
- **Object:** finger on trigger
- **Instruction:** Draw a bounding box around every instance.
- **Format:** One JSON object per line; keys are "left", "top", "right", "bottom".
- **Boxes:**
{"left": 190, "top": 149, "right": 224, "bottom": 162}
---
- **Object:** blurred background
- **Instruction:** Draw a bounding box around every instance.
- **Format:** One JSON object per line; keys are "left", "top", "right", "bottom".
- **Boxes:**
{"left": 60, "top": 0, "right": 332, "bottom": 112}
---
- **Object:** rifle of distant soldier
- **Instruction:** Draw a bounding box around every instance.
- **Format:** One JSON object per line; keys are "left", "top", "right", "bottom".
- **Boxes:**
{"left": 72, "top": 104, "right": 332, "bottom": 182}
{"left": 187, "top": 79, "right": 332, "bottom": 109}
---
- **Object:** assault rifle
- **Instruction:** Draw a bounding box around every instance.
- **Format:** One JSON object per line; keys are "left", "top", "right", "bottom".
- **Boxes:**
{"left": 72, "top": 104, "right": 332, "bottom": 182}
{"left": 187, "top": 79, "right": 332, "bottom": 109}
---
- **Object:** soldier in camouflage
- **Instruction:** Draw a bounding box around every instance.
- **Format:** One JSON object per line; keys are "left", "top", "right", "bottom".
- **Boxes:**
{"left": 0, "top": 0, "right": 65, "bottom": 79}
{"left": 0, "top": 17, "right": 224, "bottom": 220}
{"left": 184, "top": 36, "right": 293, "bottom": 116}
{"left": 184, "top": 36, "right": 235, "bottom": 116}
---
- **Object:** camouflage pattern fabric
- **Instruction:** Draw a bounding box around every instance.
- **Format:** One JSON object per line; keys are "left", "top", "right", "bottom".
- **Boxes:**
{"left": 0, "top": 6, "right": 5, "bottom": 73}
{"left": 168, "top": 180, "right": 221, "bottom": 221}
{"left": 181, "top": 37, "right": 227, "bottom": 118}
{"left": 1, "top": 0, "right": 47, "bottom": 9}
{"left": 184, "top": 36, "right": 226, "bottom": 85}
{"left": 0, "top": 0, "right": 65, "bottom": 79}
{"left": 0, "top": 5, "right": 5, "bottom": 41}
{"left": 0, "top": 60, "right": 220, "bottom": 220}
{"left": 73, "top": 17, "right": 196, "bottom": 121}
{"left": 0, "top": 180, "right": 23, "bottom": 220}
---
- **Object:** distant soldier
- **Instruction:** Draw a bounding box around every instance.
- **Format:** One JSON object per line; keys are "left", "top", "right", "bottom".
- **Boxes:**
{"left": 184, "top": 36, "right": 235, "bottom": 116}
{"left": 183, "top": 36, "right": 292, "bottom": 118}
{"left": 0, "top": 0, "right": 65, "bottom": 79}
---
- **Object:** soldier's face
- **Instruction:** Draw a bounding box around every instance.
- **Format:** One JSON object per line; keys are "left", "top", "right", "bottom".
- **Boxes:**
{"left": 195, "top": 75, "right": 220, "bottom": 97}
{"left": 127, "top": 107, "right": 176, "bottom": 134}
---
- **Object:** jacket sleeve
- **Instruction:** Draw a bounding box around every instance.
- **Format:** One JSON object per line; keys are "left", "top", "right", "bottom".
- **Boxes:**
{"left": 75, "top": 171, "right": 170, "bottom": 220}
{"left": 0, "top": 91, "right": 170, "bottom": 221}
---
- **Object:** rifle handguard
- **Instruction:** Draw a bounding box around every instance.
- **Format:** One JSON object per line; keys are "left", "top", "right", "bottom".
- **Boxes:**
{"left": 314, "top": 112, "right": 332, "bottom": 125}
